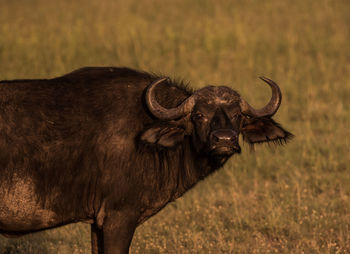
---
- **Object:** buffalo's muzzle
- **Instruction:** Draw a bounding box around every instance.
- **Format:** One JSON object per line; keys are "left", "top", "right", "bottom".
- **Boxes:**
{"left": 209, "top": 129, "right": 241, "bottom": 155}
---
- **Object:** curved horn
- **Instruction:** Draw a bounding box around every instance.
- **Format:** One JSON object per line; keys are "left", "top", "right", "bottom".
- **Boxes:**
{"left": 240, "top": 76, "right": 282, "bottom": 117}
{"left": 145, "top": 78, "right": 196, "bottom": 120}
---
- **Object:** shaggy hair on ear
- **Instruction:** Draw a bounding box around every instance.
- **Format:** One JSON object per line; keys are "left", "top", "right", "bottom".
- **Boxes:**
{"left": 242, "top": 117, "right": 294, "bottom": 146}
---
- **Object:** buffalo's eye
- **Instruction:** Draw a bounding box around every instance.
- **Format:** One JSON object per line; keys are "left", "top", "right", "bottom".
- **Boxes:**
{"left": 230, "top": 114, "right": 239, "bottom": 121}
{"left": 230, "top": 114, "right": 243, "bottom": 126}
{"left": 241, "top": 113, "right": 251, "bottom": 119}
{"left": 192, "top": 112, "right": 206, "bottom": 120}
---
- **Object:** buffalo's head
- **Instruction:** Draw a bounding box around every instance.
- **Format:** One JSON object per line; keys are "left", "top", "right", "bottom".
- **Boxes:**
{"left": 141, "top": 77, "right": 292, "bottom": 164}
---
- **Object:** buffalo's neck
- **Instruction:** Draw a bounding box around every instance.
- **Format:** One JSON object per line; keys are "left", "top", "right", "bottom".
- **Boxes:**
{"left": 136, "top": 139, "right": 218, "bottom": 224}
{"left": 172, "top": 142, "right": 221, "bottom": 199}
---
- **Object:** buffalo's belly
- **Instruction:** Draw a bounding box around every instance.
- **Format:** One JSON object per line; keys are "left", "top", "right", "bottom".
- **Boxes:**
{"left": 0, "top": 173, "right": 59, "bottom": 233}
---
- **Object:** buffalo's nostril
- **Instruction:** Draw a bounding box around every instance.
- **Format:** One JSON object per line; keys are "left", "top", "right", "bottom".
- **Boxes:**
{"left": 213, "top": 134, "right": 220, "bottom": 142}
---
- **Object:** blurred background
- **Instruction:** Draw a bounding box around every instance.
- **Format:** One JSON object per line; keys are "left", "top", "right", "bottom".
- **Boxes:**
{"left": 0, "top": 0, "right": 349, "bottom": 253}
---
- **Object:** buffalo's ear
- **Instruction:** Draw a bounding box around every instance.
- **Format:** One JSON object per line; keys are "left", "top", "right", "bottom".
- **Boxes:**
{"left": 241, "top": 117, "right": 293, "bottom": 145}
{"left": 140, "top": 125, "right": 185, "bottom": 148}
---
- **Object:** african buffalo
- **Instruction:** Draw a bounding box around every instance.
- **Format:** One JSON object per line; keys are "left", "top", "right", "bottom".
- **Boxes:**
{"left": 0, "top": 67, "right": 292, "bottom": 253}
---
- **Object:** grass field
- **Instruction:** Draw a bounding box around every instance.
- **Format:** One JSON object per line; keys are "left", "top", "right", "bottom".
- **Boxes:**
{"left": 0, "top": 0, "right": 350, "bottom": 253}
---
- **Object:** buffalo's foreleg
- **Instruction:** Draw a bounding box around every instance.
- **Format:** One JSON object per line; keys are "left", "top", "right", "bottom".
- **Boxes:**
{"left": 102, "top": 210, "right": 138, "bottom": 254}
{"left": 91, "top": 223, "right": 104, "bottom": 254}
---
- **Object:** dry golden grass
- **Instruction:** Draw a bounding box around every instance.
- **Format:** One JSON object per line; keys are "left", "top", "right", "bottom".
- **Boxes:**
{"left": 0, "top": 0, "right": 349, "bottom": 253}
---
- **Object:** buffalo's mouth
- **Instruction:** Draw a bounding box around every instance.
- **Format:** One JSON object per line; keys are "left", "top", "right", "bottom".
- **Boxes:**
{"left": 208, "top": 144, "right": 241, "bottom": 166}
{"left": 209, "top": 144, "right": 241, "bottom": 157}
